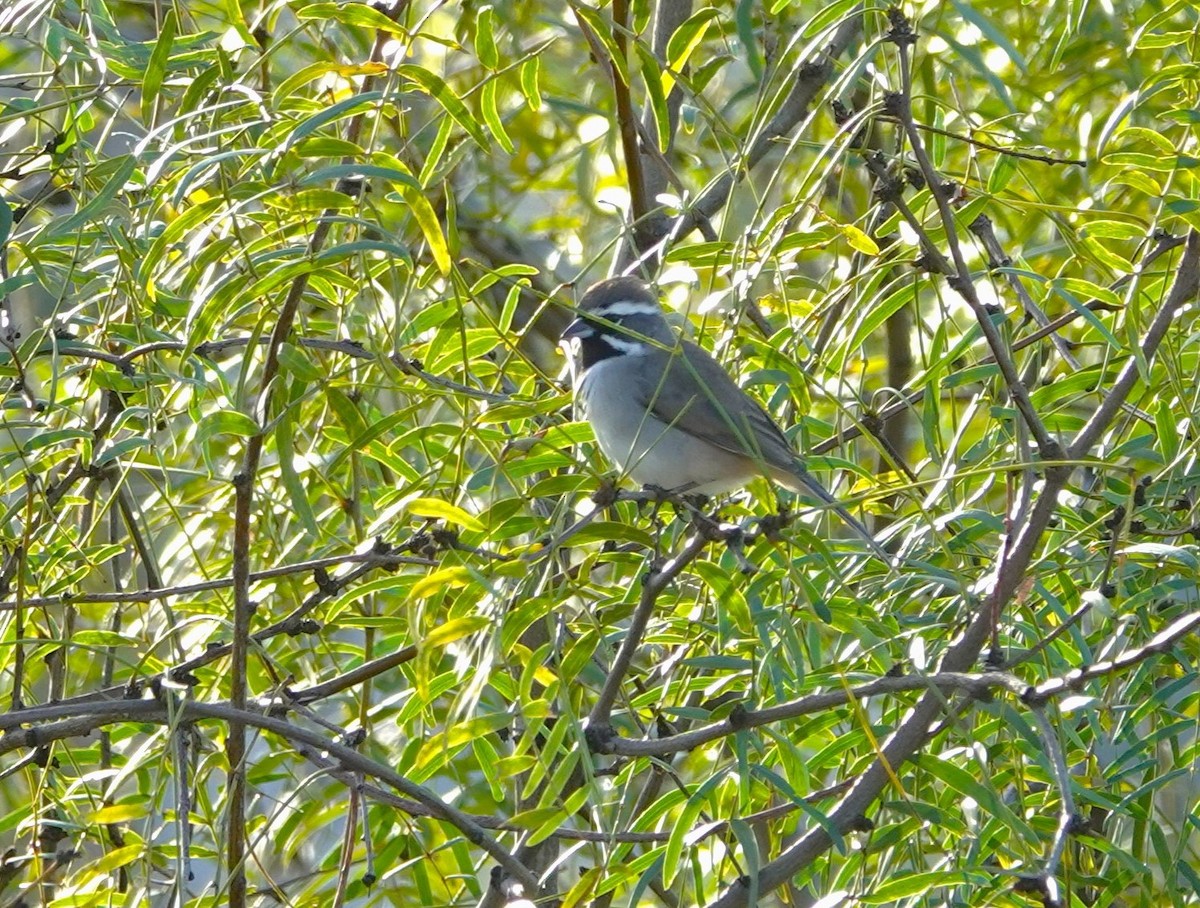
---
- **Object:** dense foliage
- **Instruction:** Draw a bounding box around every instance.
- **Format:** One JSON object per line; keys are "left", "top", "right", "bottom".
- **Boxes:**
{"left": 0, "top": 1, "right": 1198, "bottom": 906}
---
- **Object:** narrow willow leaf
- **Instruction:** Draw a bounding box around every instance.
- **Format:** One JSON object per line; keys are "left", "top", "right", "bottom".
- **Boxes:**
{"left": 663, "top": 8, "right": 719, "bottom": 97}
{"left": 276, "top": 409, "right": 319, "bottom": 537}
{"left": 407, "top": 497, "right": 486, "bottom": 532}
{"left": 733, "top": 0, "right": 761, "bottom": 77}
{"left": 570, "top": 3, "right": 629, "bottom": 85}
{"left": 520, "top": 55, "right": 541, "bottom": 110}
{"left": 142, "top": 8, "right": 177, "bottom": 111}
{"left": 475, "top": 5, "right": 498, "bottom": 69}
{"left": 397, "top": 64, "right": 489, "bottom": 148}
{"left": 296, "top": 2, "right": 409, "bottom": 35}
{"left": 663, "top": 772, "right": 726, "bottom": 886}
{"left": 426, "top": 615, "right": 491, "bottom": 648}
{"left": 987, "top": 154, "right": 1017, "bottom": 193}
{"left": 636, "top": 43, "right": 669, "bottom": 150}
{"left": 399, "top": 180, "right": 451, "bottom": 273}
{"left": 37, "top": 155, "right": 137, "bottom": 240}
{"left": 481, "top": 79, "right": 514, "bottom": 153}
{"left": 197, "top": 409, "right": 259, "bottom": 442}
{"left": 841, "top": 224, "right": 879, "bottom": 255}
{"left": 409, "top": 565, "right": 474, "bottom": 600}
{"left": 283, "top": 91, "right": 384, "bottom": 151}
{"left": 864, "top": 871, "right": 990, "bottom": 903}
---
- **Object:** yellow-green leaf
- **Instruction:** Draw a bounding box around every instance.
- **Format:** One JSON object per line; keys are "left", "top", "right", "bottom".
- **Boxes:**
{"left": 481, "top": 79, "right": 514, "bottom": 154}
{"left": 83, "top": 844, "right": 144, "bottom": 877}
{"left": 406, "top": 497, "right": 485, "bottom": 532}
{"left": 399, "top": 180, "right": 450, "bottom": 273}
{"left": 426, "top": 615, "right": 491, "bottom": 648}
{"left": 396, "top": 64, "right": 489, "bottom": 148}
{"left": 663, "top": 8, "right": 719, "bottom": 97}
{"left": 142, "top": 8, "right": 177, "bottom": 110}
{"left": 87, "top": 803, "right": 147, "bottom": 824}
{"left": 842, "top": 224, "right": 880, "bottom": 255}
{"left": 475, "top": 5, "right": 499, "bottom": 69}
{"left": 410, "top": 565, "right": 474, "bottom": 600}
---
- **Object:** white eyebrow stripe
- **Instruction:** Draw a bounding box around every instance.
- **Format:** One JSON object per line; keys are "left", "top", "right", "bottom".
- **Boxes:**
{"left": 600, "top": 334, "right": 651, "bottom": 356}
{"left": 588, "top": 301, "right": 662, "bottom": 319}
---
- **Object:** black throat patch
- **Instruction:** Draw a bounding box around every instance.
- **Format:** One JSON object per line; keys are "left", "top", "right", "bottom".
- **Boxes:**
{"left": 578, "top": 329, "right": 625, "bottom": 369}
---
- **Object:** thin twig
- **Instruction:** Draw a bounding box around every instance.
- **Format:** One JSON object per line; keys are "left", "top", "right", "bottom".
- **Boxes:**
{"left": 46, "top": 541, "right": 427, "bottom": 708}
{"left": 0, "top": 698, "right": 544, "bottom": 896}
{"left": 0, "top": 549, "right": 434, "bottom": 611}
{"left": 661, "top": 7, "right": 865, "bottom": 250}
{"left": 600, "top": 671, "right": 1024, "bottom": 757}
{"left": 877, "top": 116, "right": 1087, "bottom": 166}
{"left": 587, "top": 529, "right": 714, "bottom": 738}
{"left": 883, "top": 21, "right": 1057, "bottom": 459}
{"left": 810, "top": 232, "right": 1187, "bottom": 458}
{"left": 1028, "top": 610, "right": 1200, "bottom": 705}
{"left": 223, "top": 25, "right": 405, "bottom": 901}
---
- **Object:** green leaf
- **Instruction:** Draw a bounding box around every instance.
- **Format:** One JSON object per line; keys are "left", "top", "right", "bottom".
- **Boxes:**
{"left": 296, "top": 3, "right": 409, "bottom": 35}
{"left": 283, "top": 90, "right": 385, "bottom": 151}
{"left": 519, "top": 55, "right": 542, "bottom": 111}
{"left": 663, "top": 8, "right": 720, "bottom": 97}
{"left": 426, "top": 615, "right": 491, "bottom": 648}
{"left": 734, "top": 0, "right": 761, "bottom": 77}
{"left": 276, "top": 409, "right": 319, "bottom": 537}
{"left": 82, "top": 844, "right": 144, "bottom": 877}
{"left": 37, "top": 155, "right": 137, "bottom": 240}
{"left": 1083, "top": 219, "right": 1147, "bottom": 241}
{"left": 407, "top": 497, "right": 486, "bottom": 532}
{"left": 142, "top": 8, "right": 176, "bottom": 110}
{"left": 480, "top": 79, "right": 514, "bottom": 154}
{"left": 398, "top": 179, "right": 451, "bottom": 273}
{"left": 1119, "top": 543, "right": 1199, "bottom": 572}
{"left": 864, "top": 871, "right": 990, "bottom": 902}
{"left": 396, "top": 64, "right": 489, "bottom": 148}
{"left": 570, "top": 3, "right": 628, "bottom": 85}
{"left": 637, "top": 43, "right": 669, "bottom": 151}
{"left": 663, "top": 770, "right": 727, "bottom": 886}
{"left": 840, "top": 283, "right": 915, "bottom": 368}
{"left": 987, "top": 154, "right": 1017, "bottom": 193}
{"left": 1155, "top": 399, "right": 1180, "bottom": 462}
{"left": 410, "top": 565, "right": 475, "bottom": 600}
{"left": 197, "top": 409, "right": 260, "bottom": 442}
{"left": 94, "top": 436, "right": 153, "bottom": 465}
{"left": 474, "top": 5, "right": 499, "bottom": 69}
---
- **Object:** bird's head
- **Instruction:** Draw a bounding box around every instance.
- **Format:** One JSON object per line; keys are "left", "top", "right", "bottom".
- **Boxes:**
{"left": 561, "top": 276, "right": 675, "bottom": 367}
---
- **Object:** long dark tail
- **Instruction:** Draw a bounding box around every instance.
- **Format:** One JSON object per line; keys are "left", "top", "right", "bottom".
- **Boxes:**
{"left": 789, "top": 466, "right": 889, "bottom": 562}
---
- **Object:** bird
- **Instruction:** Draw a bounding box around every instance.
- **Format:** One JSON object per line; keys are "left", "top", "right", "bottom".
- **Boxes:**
{"left": 561, "top": 275, "right": 885, "bottom": 558}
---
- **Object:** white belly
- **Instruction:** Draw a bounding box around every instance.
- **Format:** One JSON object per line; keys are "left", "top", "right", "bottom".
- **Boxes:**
{"left": 577, "top": 358, "right": 754, "bottom": 494}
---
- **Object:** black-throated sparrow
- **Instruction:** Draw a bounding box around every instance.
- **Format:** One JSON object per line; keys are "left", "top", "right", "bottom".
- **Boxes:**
{"left": 562, "top": 276, "right": 884, "bottom": 557}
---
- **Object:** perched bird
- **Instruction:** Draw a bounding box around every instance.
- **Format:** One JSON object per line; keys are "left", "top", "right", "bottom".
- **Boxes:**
{"left": 562, "top": 276, "right": 884, "bottom": 557}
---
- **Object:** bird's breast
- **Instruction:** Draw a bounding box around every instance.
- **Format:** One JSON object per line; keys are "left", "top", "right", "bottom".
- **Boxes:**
{"left": 576, "top": 359, "right": 754, "bottom": 494}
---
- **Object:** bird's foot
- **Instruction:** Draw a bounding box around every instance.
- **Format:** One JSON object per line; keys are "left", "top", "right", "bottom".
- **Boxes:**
{"left": 591, "top": 478, "right": 620, "bottom": 508}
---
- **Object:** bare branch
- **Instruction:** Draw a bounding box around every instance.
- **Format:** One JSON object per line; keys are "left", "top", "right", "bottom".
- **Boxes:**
{"left": 587, "top": 529, "right": 712, "bottom": 736}
{"left": 661, "top": 7, "right": 865, "bottom": 248}
{"left": 0, "top": 698, "right": 541, "bottom": 895}
{"left": 1069, "top": 231, "right": 1200, "bottom": 457}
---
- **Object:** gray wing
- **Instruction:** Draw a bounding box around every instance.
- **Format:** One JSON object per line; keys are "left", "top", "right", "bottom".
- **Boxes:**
{"left": 638, "top": 339, "right": 798, "bottom": 472}
{"left": 641, "top": 340, "right": 887, "bottom": 558}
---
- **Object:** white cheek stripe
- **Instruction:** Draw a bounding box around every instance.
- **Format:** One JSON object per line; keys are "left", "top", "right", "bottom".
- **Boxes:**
{"left": 601, "top": 334, "right": 650, "bottom": 356}
{"left": 589, "top": 300, "right": 661, "bottom": 319}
